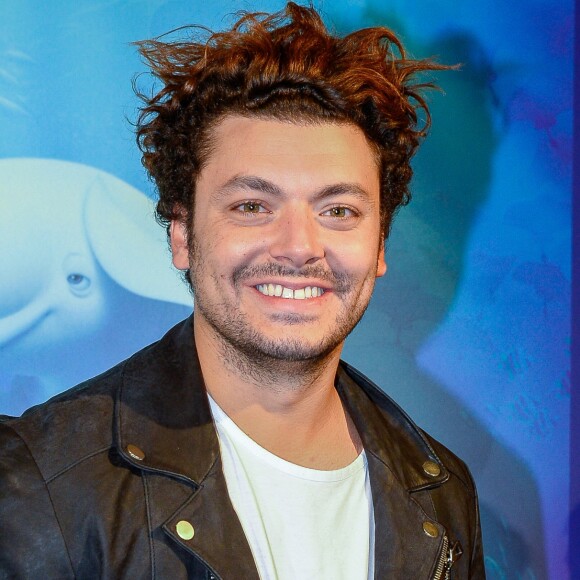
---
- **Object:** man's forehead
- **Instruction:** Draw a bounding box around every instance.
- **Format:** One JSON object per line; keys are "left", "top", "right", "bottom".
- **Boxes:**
{"left": 199, "top": 115, "right": 380, "bottom": 183}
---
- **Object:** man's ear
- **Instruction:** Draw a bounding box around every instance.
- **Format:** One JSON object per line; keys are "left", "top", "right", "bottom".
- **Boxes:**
{"left": 170, "top": 214, "right": 189, "bottom": 271}
{"left": 376, "top": 239, "right": 387, "bottom": 278}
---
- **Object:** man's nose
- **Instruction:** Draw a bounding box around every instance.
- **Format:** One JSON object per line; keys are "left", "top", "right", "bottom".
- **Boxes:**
{"left": 269, "top": 207, "right": 325, "bottom": 268}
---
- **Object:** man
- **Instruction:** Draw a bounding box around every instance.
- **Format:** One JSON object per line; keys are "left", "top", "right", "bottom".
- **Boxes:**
{"left": 0, "top": 3, "right": 484, "bottom": 578}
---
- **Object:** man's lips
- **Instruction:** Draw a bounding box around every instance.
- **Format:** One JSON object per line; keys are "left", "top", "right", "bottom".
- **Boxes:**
{"left": 255, "top": 283, "right": 326, "bottom": 300}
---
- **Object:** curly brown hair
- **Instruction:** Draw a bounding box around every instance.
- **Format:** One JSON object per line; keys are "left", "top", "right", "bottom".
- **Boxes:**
{"left": 135, "top": 2, "right": 449, "bottom": 239}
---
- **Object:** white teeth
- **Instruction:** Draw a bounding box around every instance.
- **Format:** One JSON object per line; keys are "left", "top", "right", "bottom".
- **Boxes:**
{"left": 256, "top": 284, "right": 324, "bottom": 299}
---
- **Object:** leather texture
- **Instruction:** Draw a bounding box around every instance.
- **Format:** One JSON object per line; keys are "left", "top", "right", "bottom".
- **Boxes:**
{"left": 0, "top": 316, "right": 485, "bottom": 579}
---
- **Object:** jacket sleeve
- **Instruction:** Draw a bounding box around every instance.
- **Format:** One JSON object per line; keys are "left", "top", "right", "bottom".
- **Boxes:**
{"left": 0, "top": 422, "right": 74, "bottom": 579}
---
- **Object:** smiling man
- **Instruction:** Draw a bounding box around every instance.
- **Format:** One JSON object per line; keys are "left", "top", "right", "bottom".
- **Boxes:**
{"left": 0, "top": 3, "right": 484, "bottom": 578}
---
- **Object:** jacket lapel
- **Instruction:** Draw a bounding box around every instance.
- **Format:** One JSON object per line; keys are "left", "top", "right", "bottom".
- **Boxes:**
{"left": 336, "top": 363, "right": 449, "bottom": 578}
{"left": 113, "top": 316, "right": 258, "bottom": 579}
{"left": 163, "top": 455, "right": 259, "bottom": 579}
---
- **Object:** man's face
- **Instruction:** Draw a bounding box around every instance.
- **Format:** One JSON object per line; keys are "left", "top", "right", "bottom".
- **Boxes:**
{"left": 171, "top": 115, "right": 387, "bottom": 363}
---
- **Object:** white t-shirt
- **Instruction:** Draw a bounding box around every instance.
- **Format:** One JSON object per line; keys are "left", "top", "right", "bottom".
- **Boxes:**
{"left": 208, "top": 395, "right": 375, "bottom": 580}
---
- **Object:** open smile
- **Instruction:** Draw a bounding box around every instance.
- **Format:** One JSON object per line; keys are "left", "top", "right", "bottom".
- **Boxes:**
{"left": 255, "top": 284, "right": 325, "bottom": 300}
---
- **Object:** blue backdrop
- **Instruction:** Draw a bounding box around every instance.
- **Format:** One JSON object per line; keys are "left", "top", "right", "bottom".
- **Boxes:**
{"left": 0, "top": 1, "right": 573, "bottom": 578}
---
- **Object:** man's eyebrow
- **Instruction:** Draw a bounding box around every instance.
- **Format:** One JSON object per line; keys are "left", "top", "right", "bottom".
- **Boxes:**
{"left": 213, "top": 175, "right": 283, "bottom": 201}
{"left": 312, "top": 183, "right": 375, "bottom": 205}
{"left": 213, "top": 175, "right": 375, "bottom": 205}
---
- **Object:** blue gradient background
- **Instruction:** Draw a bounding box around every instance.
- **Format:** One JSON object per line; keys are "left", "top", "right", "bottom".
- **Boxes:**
{"left": 0, "top": 1, "right": 573, "bottom": 578}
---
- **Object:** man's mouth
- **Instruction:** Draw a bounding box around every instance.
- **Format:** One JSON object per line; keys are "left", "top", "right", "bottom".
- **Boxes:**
{"left": 255, "top": 284, "right": 325, "bottom": 300}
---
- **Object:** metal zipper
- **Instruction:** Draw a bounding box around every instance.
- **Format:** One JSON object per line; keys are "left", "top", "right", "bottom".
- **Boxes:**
{"left": 432, "top": 535, "right": 449, "bottom": 580}
{"left": 432, "top": 537, "right": 464, "bottom": 580}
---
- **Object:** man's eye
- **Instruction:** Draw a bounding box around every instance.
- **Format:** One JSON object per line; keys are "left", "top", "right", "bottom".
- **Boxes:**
{"left": 237, "top": 201, "right": 265, "bottom": 214}
{"left": 324, "top": 206, "right": 354, "bottom": 218}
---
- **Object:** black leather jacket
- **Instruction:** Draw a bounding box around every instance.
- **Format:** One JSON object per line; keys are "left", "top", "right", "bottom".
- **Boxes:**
{"left": 0, "top": 317, "right": 485, "bottom": 579}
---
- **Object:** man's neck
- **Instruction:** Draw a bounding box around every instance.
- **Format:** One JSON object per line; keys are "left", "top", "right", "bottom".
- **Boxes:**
{"left": 193, "top": 316, "right": 363, "bottom": 470}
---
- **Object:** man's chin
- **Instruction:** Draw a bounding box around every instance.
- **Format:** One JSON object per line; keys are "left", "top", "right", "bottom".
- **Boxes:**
{"left": 196, "top": 303, "right": 356, "bottom": 367}
{"left": 267, "top": 312, "right": 320, "bottom": 326}
{"left": 235, "top": 336, "right": 339, "bottom": 364}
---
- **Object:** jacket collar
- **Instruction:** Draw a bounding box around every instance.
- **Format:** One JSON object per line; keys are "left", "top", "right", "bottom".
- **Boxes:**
{"left": 336, "top": 362, "right": 449, "bottom": 492}
{"left": 114, "top": 315, "right": 219, "bottom": 485}
{"left": 113, "top": 316, "right": 450, "bottom": 578}
{"left": 114, "top": 316, "right": 448, "bottom": 492}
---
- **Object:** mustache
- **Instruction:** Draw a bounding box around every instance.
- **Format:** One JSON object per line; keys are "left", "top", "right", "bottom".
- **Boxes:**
{"left": 232, "top": 263, "right": 350, "bottom": 293}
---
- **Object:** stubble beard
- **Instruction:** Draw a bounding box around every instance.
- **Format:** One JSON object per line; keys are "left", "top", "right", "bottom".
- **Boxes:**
{"left": 189, "top": 239, "right": 377, "bottom": 389}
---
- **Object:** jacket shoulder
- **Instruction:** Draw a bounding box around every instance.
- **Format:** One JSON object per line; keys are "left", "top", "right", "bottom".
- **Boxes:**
{"left": 1, "top": 359, "right": 124, "bottom": 482}
{"left": 0, "top": 317, "right": 192, "bottom": 481}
